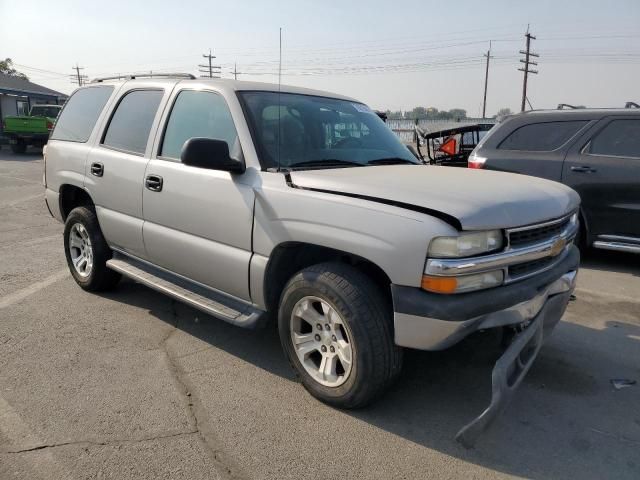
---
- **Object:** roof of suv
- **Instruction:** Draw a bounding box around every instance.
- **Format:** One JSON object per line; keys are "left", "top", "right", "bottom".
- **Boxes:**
{"left": 508, "top": 108, "right": 640, "bottom": 121}
{"left": 87, "top": 77, "right": 361, "bottom": 103}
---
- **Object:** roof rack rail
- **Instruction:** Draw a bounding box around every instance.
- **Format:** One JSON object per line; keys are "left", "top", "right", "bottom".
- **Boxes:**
{"left": 625, "top": 102, "right": 639, "bottom": 109}
{"left": 557, "top": 103, "right": 585, "bottom": 110}
{"left": 90, "top": 73, "right": 196, "bottom": 83}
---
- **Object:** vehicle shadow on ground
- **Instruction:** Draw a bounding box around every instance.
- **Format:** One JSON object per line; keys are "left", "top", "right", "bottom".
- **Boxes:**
{"left": 581, "top": 249, "right": 640, "bottom": 277}
{"left": 102, "top": 274, "right": 640, "bottom": 480}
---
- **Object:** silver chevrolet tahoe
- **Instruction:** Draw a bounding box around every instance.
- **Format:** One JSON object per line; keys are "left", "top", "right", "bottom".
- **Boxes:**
{"left": 44, "top": 74, "right": 579, "bottom": 445}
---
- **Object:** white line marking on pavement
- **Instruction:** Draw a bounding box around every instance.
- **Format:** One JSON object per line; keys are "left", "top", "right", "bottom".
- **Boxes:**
{"left": 2, "top": 192, "right": 44, "bottom": 207}
{"left": 0, "top": 269, "right": 68, "bottom": 309}
{"left": 0, "top": 174, "right": 42, "bottom": 185}
{"left": 0, "top": 395, "right": 76, "bottom": 479}
{"left": 0, "top": 233, "right": 60, "bottom": 251}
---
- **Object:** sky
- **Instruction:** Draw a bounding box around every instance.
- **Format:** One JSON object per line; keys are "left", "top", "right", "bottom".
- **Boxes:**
{"left": 2, "top": 0, "right": 640, "bottom": 117}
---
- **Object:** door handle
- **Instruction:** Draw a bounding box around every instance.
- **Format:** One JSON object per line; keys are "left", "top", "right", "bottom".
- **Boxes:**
{"left": 571, "top": 166, "right": 597, "bottom": 173}
{"left": 145, "top": 174, "right": 163, "bottom": 192}
{"left": 90, "top": 162, "right": 104, "bottom": 177}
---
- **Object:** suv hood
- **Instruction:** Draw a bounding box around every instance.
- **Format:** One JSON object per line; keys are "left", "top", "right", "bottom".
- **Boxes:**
{"left": 290, "top": 165, "right": 580, "bottom": 230}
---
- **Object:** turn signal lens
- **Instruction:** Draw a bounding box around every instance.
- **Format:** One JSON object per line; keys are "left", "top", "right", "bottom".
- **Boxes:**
{"left": 421, "top": 275, "right": 458, "bottom": 293}
{"left": 422, "top": 270, "right": 504, "bottom": 294}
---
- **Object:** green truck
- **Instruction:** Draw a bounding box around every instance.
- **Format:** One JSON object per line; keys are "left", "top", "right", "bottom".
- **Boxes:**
{"left": 3, "top": 104, "right": 62, "bottom": 153}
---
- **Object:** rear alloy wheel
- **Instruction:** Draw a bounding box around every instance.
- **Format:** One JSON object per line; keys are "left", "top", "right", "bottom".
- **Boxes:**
{"left": 68, "top": 223, "right": 94, "bottom": 278}
{"left": 279, "top": 262, "right": 402, "bottom": 408}
{"left": 63, "top": 206, "right": 121, "bottom": 291}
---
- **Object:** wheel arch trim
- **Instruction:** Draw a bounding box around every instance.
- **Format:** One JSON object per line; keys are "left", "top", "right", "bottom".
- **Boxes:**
{"left": 253, "top": 241, "right": 392, "bottom": 312}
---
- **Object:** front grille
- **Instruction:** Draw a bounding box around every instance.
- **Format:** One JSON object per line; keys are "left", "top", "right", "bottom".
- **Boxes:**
{"left": 509, "top": 217, "right": 571, "bottom": 248}
{"left": 508, "top": 257, "right": 555, "bottom": 278}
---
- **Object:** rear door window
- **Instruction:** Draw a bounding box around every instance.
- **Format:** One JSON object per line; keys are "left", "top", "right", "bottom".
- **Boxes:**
{"left": 588, "top": 119, "right": 640, "bottom": 158}
{"left": 50, "top": 86, "right": 113, "bottom": 142}
{"left": 160, "top": 90, "right": 239, "bottom": 160}
{"left": 102, "top": 90, "right": 163, "bottom": 155}
{"left": 498, "top": 120, "right": 588, "bottom": 151}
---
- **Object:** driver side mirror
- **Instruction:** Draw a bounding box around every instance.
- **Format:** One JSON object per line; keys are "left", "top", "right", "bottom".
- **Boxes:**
{"left": 181, "top": 137, "right": 245, "bottom": 174}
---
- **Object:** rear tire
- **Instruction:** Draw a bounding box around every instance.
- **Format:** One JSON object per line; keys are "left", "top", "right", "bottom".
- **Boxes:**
{"left": 64, "top": 206, "right": 121, "bottom": 291}
{"left": 278, "top": 262, "right": 402, "bottom": 408}
{"left": 10, "top": 140, "right": 27, "bottom": 154}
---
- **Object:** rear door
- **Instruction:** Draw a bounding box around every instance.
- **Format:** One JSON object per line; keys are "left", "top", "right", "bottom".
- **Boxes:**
{"left": 562, "top": 116, "right": 640, "bottom": 240}
{"left": 482, "top": 120, "right": 590, "bottom": 180}
{"left": 142, "top": 88, "right": 254, "bottom": 301}
{"left": 85, "top": 87, "right": 168, "bottom": 258}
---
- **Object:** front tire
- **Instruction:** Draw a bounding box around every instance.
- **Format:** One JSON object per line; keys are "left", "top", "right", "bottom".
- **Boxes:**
{"left": 278, "top": 262, "right": 402, "bottom": 408}
{"left": 64, "top": 206, "right": 121, "bottom": 291}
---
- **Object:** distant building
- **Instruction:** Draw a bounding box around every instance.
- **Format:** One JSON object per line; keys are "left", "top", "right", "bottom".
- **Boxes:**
{"left": 0, "top": 73, "right": 67, "bottom": 137}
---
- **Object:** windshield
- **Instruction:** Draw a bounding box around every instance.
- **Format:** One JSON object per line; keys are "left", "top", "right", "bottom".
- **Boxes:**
{"left": 239, "top": 91, "right": 419, "bottom": 170}
{"left": 30, "top": 106, "right": 61, "bottom": 118}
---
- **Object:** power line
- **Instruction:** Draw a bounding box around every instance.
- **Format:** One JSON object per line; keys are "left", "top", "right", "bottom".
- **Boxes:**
{"left": 198, "top": 49, "right": 221, "bottom": 78}
{"left": 518, "top": 29, "right": 539, "bottom": 112}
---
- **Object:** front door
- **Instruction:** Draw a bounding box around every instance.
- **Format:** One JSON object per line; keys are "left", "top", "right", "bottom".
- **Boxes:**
{"left": 563, "top": 116, "right": 640, "bottom": 240}
{"left": 142, "top": 89, "right": 254, "bottom": 301}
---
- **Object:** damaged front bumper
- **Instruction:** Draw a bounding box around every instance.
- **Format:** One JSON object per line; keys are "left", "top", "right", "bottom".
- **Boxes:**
{"left": 391, "top": 246, "right": 579, "bottom": 446}
{"left": 455, "top": 270, "right": 576, "bottom": 447}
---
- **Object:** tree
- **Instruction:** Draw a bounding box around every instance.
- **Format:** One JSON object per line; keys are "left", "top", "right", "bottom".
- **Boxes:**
{"left": 494, "top": 108, "right": 513, "bottom": 118}
{"left": 448, "top": 108, "right": 467, "bottom": 120}
{"left": 0, "top": 58, "right": 29, "bottom": 80}
{"left": 407, "top": 106, "right": 427, "bottom": 120}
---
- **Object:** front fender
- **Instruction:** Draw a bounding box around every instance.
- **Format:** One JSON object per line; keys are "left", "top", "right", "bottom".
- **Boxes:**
{"left": 252, "top": 184, "right": 457, "bottom": 287}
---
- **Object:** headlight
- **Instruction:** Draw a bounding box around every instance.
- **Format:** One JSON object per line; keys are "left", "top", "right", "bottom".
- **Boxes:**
{"left": 428, "top": 230, "right": 503, "bottom": 258}
{"left": 422, "top": 270, "right": 504, "bottom": 294}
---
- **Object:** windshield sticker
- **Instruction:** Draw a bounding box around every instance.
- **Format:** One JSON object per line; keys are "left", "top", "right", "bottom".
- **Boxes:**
{"left": 352, "top": 103, "right": 374, "bottom": 114}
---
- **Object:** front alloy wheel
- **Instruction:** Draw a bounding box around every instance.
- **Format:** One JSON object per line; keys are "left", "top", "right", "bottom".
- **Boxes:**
{"left": 290, "top": 296, "right": 353, "bottom": 387}
{"left": 278, "top": 262, "right": 403, "bottom": 409}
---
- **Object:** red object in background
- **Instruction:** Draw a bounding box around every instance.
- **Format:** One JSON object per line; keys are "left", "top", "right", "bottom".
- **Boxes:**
{"left": 438, "top": 137, "right": 457, "bottom": 156}
{"left": 46, "top": 121, "right": 54, "bottom": 130}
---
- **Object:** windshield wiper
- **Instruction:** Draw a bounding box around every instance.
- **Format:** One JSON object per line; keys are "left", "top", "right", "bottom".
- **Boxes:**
{"left": 287, "top": 159, "right": 364, "bottom": 170}
{"left": 367, "top": 157, "right": 419, "bottom": 166}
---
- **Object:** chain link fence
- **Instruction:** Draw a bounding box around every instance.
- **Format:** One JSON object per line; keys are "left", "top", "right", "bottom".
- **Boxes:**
{"left": 388, "top": 118, "right": 497, "bottom": 143}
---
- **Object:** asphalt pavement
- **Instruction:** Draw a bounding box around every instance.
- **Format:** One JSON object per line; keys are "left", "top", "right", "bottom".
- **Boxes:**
{"left": 1, "top": 148, "right": 639, "bottom": 479}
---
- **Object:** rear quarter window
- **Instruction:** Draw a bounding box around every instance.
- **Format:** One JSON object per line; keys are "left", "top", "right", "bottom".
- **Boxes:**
{"left": 50, "top": 86, "right": 114, "bottom": 143}
{"left": 498, "top": 120, "right": 588, "bottom": 152}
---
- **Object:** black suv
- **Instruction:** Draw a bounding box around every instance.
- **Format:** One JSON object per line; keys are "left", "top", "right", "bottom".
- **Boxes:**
{"left": 469, "top": 109, "right": 640, "bottom": 254}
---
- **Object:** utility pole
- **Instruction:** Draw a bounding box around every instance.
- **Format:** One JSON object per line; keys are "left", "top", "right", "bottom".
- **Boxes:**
{"left": 278, "top": 27, "right": 282, "bottom": 86}
{"left": 482, "top": 41, "right": 492, "bottom": 119}
{"left": 518, "top": 29, "right": 539, "bottom": 112}
{"left": 70, "top": 64, "right": 87, "bottom": 87}
{"left": 198, "top": 49, "right": 221, "bottom": 78}
{"left": 232, "top": 62, "right": 244, "bottom": 80}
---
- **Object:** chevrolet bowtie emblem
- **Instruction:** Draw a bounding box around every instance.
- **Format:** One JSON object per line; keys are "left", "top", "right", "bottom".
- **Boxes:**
{"left": 550, "top": 237, "right": 566, "bottom": 256}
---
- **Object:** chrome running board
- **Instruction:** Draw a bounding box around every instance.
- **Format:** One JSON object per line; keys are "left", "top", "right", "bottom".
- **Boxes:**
{"left": 107, "top": 252, "right": 266, "bottom": 328}
{"left": 593, "top": 235, "right": 640, "bottom": 254}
